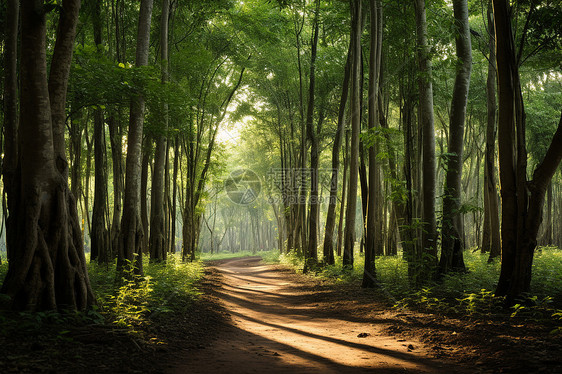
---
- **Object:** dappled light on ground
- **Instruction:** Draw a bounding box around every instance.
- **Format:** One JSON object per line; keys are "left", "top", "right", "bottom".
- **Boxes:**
{"left": 168, "top": 257, "right": 468, "bottom": 373}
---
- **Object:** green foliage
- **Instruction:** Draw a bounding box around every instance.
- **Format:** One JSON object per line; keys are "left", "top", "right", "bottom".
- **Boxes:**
{"left": 552, "top": 310, "right": 562, "bottom": 334}
{"left": 510, "top": 296, "right": 553, "bottom": 319}
{"left": 457, "top": 289, "right": 502, "bottom": 315}
{"left": 273, "top": 248, "right": 562, "bottom": 320}
{"left": 93, "top": 256, "right": 203, "bottom": 332}
{"left": 109, "top": 261, "right": 153, "bottom": 329}
{"left": 86, "top": 255, "right": 203, "bottom": 334}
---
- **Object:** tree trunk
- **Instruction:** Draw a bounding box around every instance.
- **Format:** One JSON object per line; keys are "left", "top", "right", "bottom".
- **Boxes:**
{"left": 439, "top": 0, "right": 471, "bottom": 274}
{"left": 170, "top": 136, "right": 179, "bottom": 253}
{"left": 118, "top": 0, "right": 154, "bottom": 274}
{"left": 149, "top": 0, "right": 170, "bottom": 262}
{"left": 108, "top": 113, "right": 123, "bottom": 258}
{"left": 91, "top": 0, "right": 110, "bottom": 264}
{"left": 140, "top": 137, "right": 152, "bottom": 254}
{"left": 304, "top": 1, "right": 320, "bottom": 272}
{"left": 2, "top": 0, "right": 19, "bottom": 263}
{"left": 493, "top": 0, "right": 562, "bottom": 302}
{"left": 363, "top": 0, "right": 382, "bottom": 288}
{"left": 337, "top": 129, "right": 350, "bottom": 258}
{"left": 91, "top": 108, "right": 110, "bottom": 263}
{"left": 323, "top": 43, "right": 351, "bottom": 266}
{"left": 482, "top": 5, "right": 501, "bottom": 260}
{"left": 1, "top": 0, "right": 95, "bottom": 311}
{"left": 343, "top": 0, "right": 362, "bottom": 267}
{"left": 414, "top": 0, "right": 437, "bottom": 282}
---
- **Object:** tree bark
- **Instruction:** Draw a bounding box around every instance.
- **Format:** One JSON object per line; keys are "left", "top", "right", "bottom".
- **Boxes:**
{"left": 482, "top": 5, "right": 501, "bottom": 260}
{"left": 108, "top": 113, "right": 123, "bottom": 258}
{"left": 304, "top": 0, "right": 320, "bottom": 272}
{"left": 343, "top": 0, "right": 362, "bottom": 267}
{"left": 140, "top": 137, "right": 152, "bottom": 255}
{"left": 149, "top": 0, "right": 170, "bottom": 262}
{"left": 170, "top": 136, "right": 179, "bottom": 253}
{"left": 493, "top": 0, "right": 562, "bottom": 302}
{"left": 323, "top": 42, "right": 352, "bottom": 266}
{"left": 118, "top": 0, "right": 154, "bottom": 274}
{"left": 1, "top": 0, "right": 95, "bottom": 311}
{"left": 337, "top": 129, "right": 350, "bottom": 258}
{"left": 2, "top": 0, "right": 19, "bottom": 263}
{"left": 91, "top": 0, "right": 111, "bottom": 264}
{"left": 439, "top": 0, "right": 471, "bottom": 274}
{"left": 414, "top": 0, "right": 437, "bottom": 282}
{"left": 363, "top": 0, "right": 382, "bottom": 288}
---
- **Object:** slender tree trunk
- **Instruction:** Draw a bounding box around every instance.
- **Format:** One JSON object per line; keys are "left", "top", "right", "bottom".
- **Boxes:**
{"left": 91, "top": 0, "right": 110, "bottom": 264}
{"left": 91, "top": 108, "right": 110, "bottom": 263}
{"left": 323, "top": 43, "right": 351, "bottom": 266}
{"left": 337, "top": 129, "right": 350, "bottom": 258}
{"left": 304, "top": 1, "right": 320, "bottom": 272}
{"left": 170, "top": 136, "right": 179, "bottom": 253}
{"left": 343, "top": 0, "right": 362, "bottom": 267}
{"left": 414, "top": 0, "right": 437, "bottom": 282}
{"left": 140, "top": 137, "right": 151, "bottom": 254}
{"left": 363, "top": 0, "right": 382, "bottom": 288}
{"left": 118, "top": 0, "right": 154, "bottom": 274}
{"left": 439, "top": 0, "right": 471, "bottom": 274}
{"left": 149, "top": 0, "right": 170, "bottom": 262}
{"left": 108, "top": 113, "right": 123, "bottom": 257}
{"left": 482, "top": 5, "right": 501, "bottom": 260}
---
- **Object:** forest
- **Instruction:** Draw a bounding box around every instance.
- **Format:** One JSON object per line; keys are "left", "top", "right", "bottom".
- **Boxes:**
{"left": 1, "top": 0, "right": 562, "bottom": 372}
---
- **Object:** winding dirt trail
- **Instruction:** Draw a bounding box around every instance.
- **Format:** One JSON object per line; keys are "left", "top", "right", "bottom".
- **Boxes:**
{"left": 169, "top": 257, "right": 471, "bottom": 373}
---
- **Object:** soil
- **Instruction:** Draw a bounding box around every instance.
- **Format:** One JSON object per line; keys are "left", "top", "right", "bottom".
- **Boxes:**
{"left": 2, "top": 256, "right": 561, "bottom": 373}
{"left": 167, "top": 257, "right": 472, "bottom": 373}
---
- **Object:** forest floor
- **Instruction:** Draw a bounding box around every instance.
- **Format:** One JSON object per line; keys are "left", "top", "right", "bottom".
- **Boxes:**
{"left": 167, "top": 257, "right": 562, "bottom": 373}
{"left": 1, "top": 256, "right": 561, "bottom": 373}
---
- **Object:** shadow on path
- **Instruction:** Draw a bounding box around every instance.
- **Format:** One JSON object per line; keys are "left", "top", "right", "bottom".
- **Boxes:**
{"left": 168, "top": 257, "right": 473, "bottom": 374}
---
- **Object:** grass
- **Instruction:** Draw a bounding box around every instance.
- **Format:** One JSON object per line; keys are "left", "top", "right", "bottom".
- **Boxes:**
{"left": 200, "top": 249, "right": 279, "bottom": 261}
{"left": 1, "top": 246, "right": 562, "bottom": 330}
{"left": 0, "top": 254, "right": 203, "bottom": 334}
{"left": 89, "top": 254, "right": 204, "bottom": 330}
{"left": 262, "top": 246, "right": 562, "bottom": 326}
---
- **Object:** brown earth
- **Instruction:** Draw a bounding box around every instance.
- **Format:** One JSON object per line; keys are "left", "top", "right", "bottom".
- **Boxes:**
{"left": 2, "top": 256, "right": 561, "bottom": 373}
{"left": 168, "top": 257, "right": 474, "bottom": 373}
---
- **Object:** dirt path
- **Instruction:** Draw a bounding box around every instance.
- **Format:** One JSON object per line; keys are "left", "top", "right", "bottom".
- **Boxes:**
{"left": 168, "top": 257, "right": 473, "bottom": 373}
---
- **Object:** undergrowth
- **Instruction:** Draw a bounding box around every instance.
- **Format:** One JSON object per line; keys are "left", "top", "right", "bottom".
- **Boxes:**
{"left": 266, "top": 246, "right": 562, "bottom": 331}
{"left": 90, "top": 254, "right": 203, "bottom": 332}
{"left": 0, "top": 254, "right": 203, "bottom": 336}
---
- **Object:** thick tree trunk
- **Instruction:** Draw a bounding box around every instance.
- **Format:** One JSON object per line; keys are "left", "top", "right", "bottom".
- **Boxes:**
{"left": 69, "top": 113, "right": 83, "bottom": 219}
{"left": 439, "top": 0, "right": 471, "bottom": 274}
{"left": 493, "top": 0, "right": 562, "bottom": 302}
{"left": 118, "top": 0, "right": 154, "bottom": 274}
{"left": 2, "top": 0, "right": 94, "bottom": 311}
{"left": 2, "top": 0, "right": 19, "bottom": 263}
{"left": 149, "top": 0, "right": 170, "bottom": 262}
{"left": 343, "top": 0, "right": 362, "bottom": 267}
{"left": 49, "top": 0, "right": 81, "bottom": 177}
{"left": 414, "top": 0, "right": 437, "bottom": 282}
